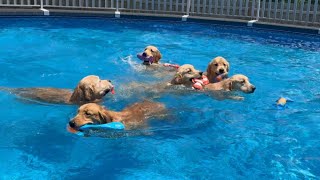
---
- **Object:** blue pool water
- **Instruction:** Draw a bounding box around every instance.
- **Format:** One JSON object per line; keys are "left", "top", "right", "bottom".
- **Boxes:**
{"left": 0, "top": 16, "right": 319, "bottom": 179}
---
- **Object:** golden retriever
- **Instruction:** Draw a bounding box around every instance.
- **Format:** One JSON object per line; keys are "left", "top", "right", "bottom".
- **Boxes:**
{"left": 68, "top": 100, "right": 166, "bottom": 130}
{"left": 206, "top": 56, "right": 230, "bottom": 83}
{"left": 135, "top": 45, "right": 180, "bottom": 78}
{"left": 137, "top": 45, "right": 162, "bottom": 65}
{"left": 1, "top": 75, "right": 114, "bottom": 104}
{"left": 125, "top": 74, "right": 255, "bottom": 101}
{"left": 123, "top": 64, "right": 203, "bottom": 94}
{"left": 205, "top": 74, "right": 256, "bottom": 93}
{"left": 168, "top": 64, "right": 203, "bottom": 87}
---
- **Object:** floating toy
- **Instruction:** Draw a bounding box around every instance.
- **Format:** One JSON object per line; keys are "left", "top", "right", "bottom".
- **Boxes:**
{"left": 275, "top": 97, "right": 293, "bottom": 109}
{"left": 213, "top": 73, "right": 228, "bottom": 83}
{"left": 163, "top": 63, "right": 180, "bottom": 69}
{"left": 137, "top": 53, "right": 154, "bottom": 64}
{"left": 192, "top": 75, "right": 209, "bottom": 90}
{"left": 67, "top": 122, "right": 125, "bottom": 136}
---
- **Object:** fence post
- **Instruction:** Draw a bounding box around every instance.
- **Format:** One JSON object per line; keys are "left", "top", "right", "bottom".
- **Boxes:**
{"left": 115, "top": 0, "right": 120, "bottom": 18}
{"left": 186, "top": 0, "right": 191, "bottom": 16}
{"left": 313, "top": 0, "right": 319, "bottom": 24}
{"left": 256, "top": 0, "right": 261, "bottom": 20}
{"left": 182, "top": 0, "right": 191, "bottom": 21}
{"left": 248, "top": 0, "right": 260, "bottom": 26}
{"left": 40, "top": 0, "right": 50, "bottom": 15}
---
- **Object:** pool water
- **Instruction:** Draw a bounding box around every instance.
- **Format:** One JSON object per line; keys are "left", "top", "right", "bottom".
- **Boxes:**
{"left": 0, "top": 16, "right": 319, "bottom": 179}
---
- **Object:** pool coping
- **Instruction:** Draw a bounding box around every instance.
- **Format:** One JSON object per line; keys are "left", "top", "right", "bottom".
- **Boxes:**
{"left": 0, "top": 7, "right": 319, "bottom": 35}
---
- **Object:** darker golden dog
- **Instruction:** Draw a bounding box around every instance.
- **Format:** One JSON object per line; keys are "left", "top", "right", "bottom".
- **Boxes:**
{"left": 68, "top": 100, "right": 166, "bottom": 130}
{"left": 1, "top": 75, "right": 114, "bottom": 104}
{"left": 206, "top": 56, "right": 230, "bottom": 83}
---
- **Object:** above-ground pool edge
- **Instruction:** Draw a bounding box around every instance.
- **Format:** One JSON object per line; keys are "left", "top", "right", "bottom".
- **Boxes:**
{"left": 0, "top": 7, "right": 319, "bottom": 35}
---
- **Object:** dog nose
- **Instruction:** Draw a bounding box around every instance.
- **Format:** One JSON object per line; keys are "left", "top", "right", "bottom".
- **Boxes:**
{"left": 199, "top": 72, "right": 203, "bottom": 76}
{"left": 69, "top": 121, "right": 76, "bottom": 128}
{"left": 142, "top": 52, "right": 147, "bottom": 57}
{"left": 219, "top": 69, "right": 225, "bottom": 73}
{"left": 252, "top": 86, "right": 256, "bottom": 92}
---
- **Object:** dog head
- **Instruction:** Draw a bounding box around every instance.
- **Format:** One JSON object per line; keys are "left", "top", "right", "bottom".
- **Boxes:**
{"left": 70, "top": 75, "right": 114, "bottom": 103}
{"left": 206, "top": 56, "right": 230, "bottom": 82}
{"left": 68, "top": 103, "right": 113, "bottom": 130}
{"left": 170, "top": 64, "right": 203, "bottom": 86}
{"left": 224, "top": 74, "right": 256, "bottom": 93}
{"left": 137, "top": 45, "right": 162, "bottom": 65}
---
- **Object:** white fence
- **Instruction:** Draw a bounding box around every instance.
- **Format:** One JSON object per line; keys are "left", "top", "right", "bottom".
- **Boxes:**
{"left": 0, "top": 0, "right": 319, "bottom": 27}
{"left": 0, "top": 0, "right": 41, "bottom": 7}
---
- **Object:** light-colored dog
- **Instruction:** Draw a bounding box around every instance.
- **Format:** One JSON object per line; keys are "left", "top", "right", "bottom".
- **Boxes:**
{"left": 1, "top": 75, "right": 114, "bottom": 104}
{"left": 205, "top": 74, "right": 256, "bottom": 93}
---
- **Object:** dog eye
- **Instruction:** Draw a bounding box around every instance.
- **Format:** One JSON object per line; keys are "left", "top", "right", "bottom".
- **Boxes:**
{"left": 150, "top": 49, "right": 154, "bottom": 52}
{"left": 85, "top": 111, "right": 92, "bottom": 116}
{"left": 223, "top": 64, "right": 226, "bottom": 66}
{"left": 108, "top": 80, "right": 112, "bottom": 83}
{"left": 214, "top": 63, "right": 218, "bottom": 66}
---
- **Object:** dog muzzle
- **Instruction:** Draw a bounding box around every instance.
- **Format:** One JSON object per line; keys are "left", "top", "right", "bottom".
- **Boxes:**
{"left": 137, "top": 53, "right": 154, "bottom": 64}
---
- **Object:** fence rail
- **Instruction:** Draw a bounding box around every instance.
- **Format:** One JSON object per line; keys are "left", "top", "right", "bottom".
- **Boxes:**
{"left": 0, "top": 0, "right": 319, "bottom": 27}
{"left": 0, "top": 0, "right": 41, "bottom": 7}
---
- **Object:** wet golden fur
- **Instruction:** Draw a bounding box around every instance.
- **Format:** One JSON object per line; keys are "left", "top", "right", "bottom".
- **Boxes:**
{"left": 168, "top": 64, "right": 203, "bottom": 87}
{"left": 68, "top": 100, "right": 166, "bottom": 130}
{"left": 141, "top": 45, "right": 162, "bottom": 65}
{"left": 123, "top": 74, "right": 255, "bottom": 101}
{"left": 1, "top": 75, "right": 114, "bottom": 104}
{"left": 205, "top": 74, "right": 256, "bottom": 94}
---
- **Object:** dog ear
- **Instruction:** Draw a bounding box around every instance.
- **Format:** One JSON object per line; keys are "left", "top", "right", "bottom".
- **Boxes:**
{"left": 223, "top": 79, "right": 233, "bottom": 91}
{"left": 83, "top": 86, "right": 94, "bottom": 101}
{"left": 171, "top": 73, "right": 183, "bottom": 84}
{"left": 70, "top": 85, "right": 83, "bottom": 103}
{"left": 70, "top": 85, "right": 94, "bottom": 103}
{"left": 206, "top": 60, "right": 213, "bottom": 74}
{"left": 154, "top": 51, "right": 162, "bottom": 63}
{"left": 206, "top": 61, "right": 214, "bottom": 81}
{"left": 226, "top": 61, "right": 230, "bottom": 72}
{"left": 98, "top": 108, "right": 112, "bottom": 123}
